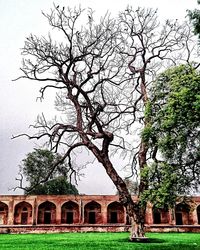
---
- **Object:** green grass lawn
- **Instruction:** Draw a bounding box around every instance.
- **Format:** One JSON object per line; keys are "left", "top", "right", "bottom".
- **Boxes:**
{"left": 0, "top": 232, "right": 200, "bottom": 250}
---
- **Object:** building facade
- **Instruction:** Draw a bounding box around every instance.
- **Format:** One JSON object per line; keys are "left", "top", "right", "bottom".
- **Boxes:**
{"left": 0, "top": 195, "right": 200, "bottom": 233}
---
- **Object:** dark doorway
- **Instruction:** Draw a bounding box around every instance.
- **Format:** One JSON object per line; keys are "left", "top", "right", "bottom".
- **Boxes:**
{"left": 153, "top": 212, "right": 161, "bottom": 224}
{"left": 89, "top": 212, "right": 96, "bottom": 224}
{"left": 107, "top": 201, "right": 124, "bottom": 224}
{"left": 44, "top": 212, "right": 51, "bottom": 224}
{"left": 197, "top": 206, "right": 200, "bottom": 224}
{"left": 198, "top": 212, "right": 200, "bottom": 224}
{"left": 176, "top": 213, "right": 183, "bottom": 225}
{"left": 126, "top": 214, "right": 131, "bottom": 225}
{"left": 66, "top": 212, "right": 73, "bottom": 224}
{"left": 21, "top": 212, "right": 28, "bottom": 224}
{"left": 110, "top": 212, "right": 118, "bottom": 223}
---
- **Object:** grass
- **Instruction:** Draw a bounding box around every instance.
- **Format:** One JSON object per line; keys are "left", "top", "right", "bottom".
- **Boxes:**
{"left": 0, "top": 232, "right": 200, "bottom": 250}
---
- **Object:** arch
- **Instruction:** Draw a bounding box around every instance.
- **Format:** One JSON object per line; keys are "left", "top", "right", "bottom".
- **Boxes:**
{"left": 37, "top": 201, "right": 56, "bottom": 224}
{"left": 14, "top": 201, "right": 32, "bottom": 225}
{"left": 197, "top": 205, "right": 200, "bottom": 224}
{"left": 84, "top": 201, "right": 102, "bottom": 224}
{"left": 0, "top": 202, "right": 8, "bottom": 225}
{"left": 107, "top": 201, "right": 124, "bottom": 224}
{"left": 61, "top": 201, "right": 79, "bottom": 224}
{"left": 175, "top": 203, "right": 191, "bottom": 225}
{"left": 152, "top": 206, "right": 169, "bottom": 224}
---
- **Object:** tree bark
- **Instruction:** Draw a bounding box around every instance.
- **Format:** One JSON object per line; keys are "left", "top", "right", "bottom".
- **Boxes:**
{"left": 102, "top": 157, "right": 146, "bottom": 239}
{"left": 88, "top": 138, "right": 147, "bottom": 239}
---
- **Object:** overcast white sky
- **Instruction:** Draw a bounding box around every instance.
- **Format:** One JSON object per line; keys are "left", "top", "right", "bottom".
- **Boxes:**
{"left": 0, "top": 0, "right": 198, "bottom": 195}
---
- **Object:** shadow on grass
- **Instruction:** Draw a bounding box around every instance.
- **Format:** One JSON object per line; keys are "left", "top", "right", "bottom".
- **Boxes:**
{"left": 117, "top": 238, "right": 166, "bottom": 244}
{"left": 148, "top": 238, "right": 166, "bottom": 243}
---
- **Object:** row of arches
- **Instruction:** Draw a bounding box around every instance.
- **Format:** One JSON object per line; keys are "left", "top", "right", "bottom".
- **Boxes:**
{"left": 0, "top": 200, "right": 124, "bottom": 225}
{"left": 1, "top": 200, "right": 200, "bottom": 226}
{"left": 152, "top": 203, "right": 200, "bottom": 225}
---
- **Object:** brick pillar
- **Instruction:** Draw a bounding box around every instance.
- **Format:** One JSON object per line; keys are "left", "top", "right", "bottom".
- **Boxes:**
{"left": 146, "top": 204, "right": 153, "bottom": 224}
{"left": 79, "top": 199, "right": 84, "bottom": 224}
{"left": 8, "top": 199, "right": 14, "bottom": 225}
{"left": 32, "top": 197, "right": 37, "bottom": 225}
{"left": 169, "top": 208, "right": 176, "bottom": 225}
{"left": 192, "top": 206, "right": 198, "bottom": 225}
{"left": 101, "top": 203, "right": 107, "bottom": 224}
{"left": 56, "top": 202, "right": 61, "bottom": 224}
{"left": 122, "top": 207, "right": 126, "bottom": 224}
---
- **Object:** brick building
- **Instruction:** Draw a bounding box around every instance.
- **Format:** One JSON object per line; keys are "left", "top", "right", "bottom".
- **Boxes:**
{"left": 0, "top": 195, "right": 200, "bottom": 233}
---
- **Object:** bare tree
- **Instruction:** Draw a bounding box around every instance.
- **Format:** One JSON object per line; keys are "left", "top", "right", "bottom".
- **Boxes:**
{"left": 14, "top": 5, "right": 196, "bottom": 240}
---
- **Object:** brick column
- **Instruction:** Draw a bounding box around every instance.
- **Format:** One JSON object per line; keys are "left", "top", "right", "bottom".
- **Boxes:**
{"left": 8, "top": 199, "right": 14, "bottom": 225}
{"left": 145, "top": 204, "right": 153, "bottom": 224}
{"left": 101, "top": 203, "right": 107, "bottom": 224}
{"left": 56, "top": 202, "right": 61, "bottom": 224}
{"left": 192, "top": 206, "right": 198, "bottom": 225}
{"left": 32, "top": 197, "right": 37, "bottom": 225}
{"left": 169, "top": 208, "right": 176, "bottom": 225}
{"left": 79, "top": 199, "right": 84, "bottom": 224}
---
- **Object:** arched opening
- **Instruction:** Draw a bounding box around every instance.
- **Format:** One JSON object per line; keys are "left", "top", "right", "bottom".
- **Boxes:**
{"left": 84, "top": 201, "right": 102, "bottom": 224}
{"left": 152, "top": 206, "right": 169, "bottom": 224}
{"left": 37, "top": 201, "right": 56, "bottom": 224}
{"left": 61, "top": 201, "right": 79, "bottom": 224}
{"left": 175, "top": 203, "right": 191, "bottom": 225}
{"left": 197, "top": 205, "right": 200, "bottom": 224}
{"left": 153, "top": 207, "right": 161, "bottom": 224}
{"left": 0, "top": 202, "right": 8, "bottom": 225}
{"left": 107, "top": 201, "right": 124, "bottom": 224}
{"left": 14, "top": 201, "right": 32, "bottom": 225}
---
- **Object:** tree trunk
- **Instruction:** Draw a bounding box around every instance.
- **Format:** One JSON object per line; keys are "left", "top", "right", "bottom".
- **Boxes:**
{"left": 94, "top": 149, "right": 147, "bottom": 240}
{"left": 126, "top": 201, "right": 147, "bottom": 241}
{"left": 85, "top": 133, "right": 148, "bottom": 240}
{"left": 130, "top": 218, "right": 145, "bottom": 239}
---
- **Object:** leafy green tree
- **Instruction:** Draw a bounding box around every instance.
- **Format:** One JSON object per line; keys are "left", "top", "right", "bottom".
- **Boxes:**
{"left": 143, "top": 64, "right": 200, "bottom": 207}
{"left": 19, "top": 148, "right": 78, "bottom": 195}
{"left": 188, "top": 1, "right": 200, "bottom": 39}
{"left": 26, "top": 176, "right": 78, "bottom": 195}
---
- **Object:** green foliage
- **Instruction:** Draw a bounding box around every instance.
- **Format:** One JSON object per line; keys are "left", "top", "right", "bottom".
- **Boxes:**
{"left": 141, "top": 163, "right": 179, "bottom": 208}
{"left": 143, "top": 64, "right": 200, "bottom": 206}
{"left": 20, "top": 148, "right": 78, "bottom": 195}
{"left": 141, "top": 124, "right": 155, "bottom": 143}
{"left": 21, "top": 149, "right": 57, "bottom": 186}
{"left": 26, "top": 176, "right": 78, "bottom": 195}
{"left": 188, "top": 1, "right": 200, "bottom": 39}
{"left": 149, "top": 64, "right": 200, "bottom": 158}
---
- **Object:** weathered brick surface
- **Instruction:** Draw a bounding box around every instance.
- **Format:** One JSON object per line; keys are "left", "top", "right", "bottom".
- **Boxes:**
{"left": 0, "top": 195, "right": 200, "bottom": 233}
